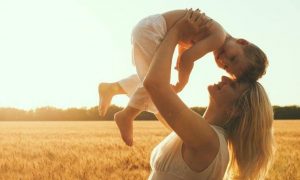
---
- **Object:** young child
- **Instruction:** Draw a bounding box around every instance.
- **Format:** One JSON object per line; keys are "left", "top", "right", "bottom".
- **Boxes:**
{"left": 98, "top": 9, "right": 268, "bottom": 146}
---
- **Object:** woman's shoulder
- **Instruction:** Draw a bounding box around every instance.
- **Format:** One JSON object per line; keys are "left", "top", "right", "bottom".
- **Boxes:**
{"left": 195, "top": 125, "right": 227, "bottom": 160}
{"left": 210, "top": 125, "right": 228, "bottom": 148}
{"left": 209, "top": 125, "right": 229, "bottom": 161}
{"left": 210, "top": 125, "right": 227, "bottom": 137}
{"left": 181, "top": 125, "right": 228, "bottom": 173}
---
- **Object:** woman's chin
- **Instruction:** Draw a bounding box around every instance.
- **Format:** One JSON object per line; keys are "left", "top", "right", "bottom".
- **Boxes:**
{"left": 207, "top": 85, "right": 215, "bottom": 95}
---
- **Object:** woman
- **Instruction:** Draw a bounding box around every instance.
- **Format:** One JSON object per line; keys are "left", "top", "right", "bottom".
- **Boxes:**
{"left": 98, "top": 8, "right": 268, "bottom": 147}
{"left": 142, "top": 10, "right": 275, "bottom": 179}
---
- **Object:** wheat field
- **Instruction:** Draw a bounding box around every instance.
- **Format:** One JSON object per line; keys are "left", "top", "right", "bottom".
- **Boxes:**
{"left": 0, "top": 120, "right": 299, "bottom": 180}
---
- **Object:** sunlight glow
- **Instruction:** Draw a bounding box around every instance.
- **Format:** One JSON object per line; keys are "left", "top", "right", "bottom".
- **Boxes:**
{"left": 0, "top": 0, "right": 299, "bottom": 109}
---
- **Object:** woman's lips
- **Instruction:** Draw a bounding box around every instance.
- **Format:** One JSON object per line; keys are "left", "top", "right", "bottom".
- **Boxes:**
{"left": 213, "top": 82, "right": 222, "bottom": 90}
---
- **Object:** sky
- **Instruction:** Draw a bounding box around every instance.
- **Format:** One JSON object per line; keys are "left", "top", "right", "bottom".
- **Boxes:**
{"left": 0, "top": 0, "right": 299, "bottom": 110}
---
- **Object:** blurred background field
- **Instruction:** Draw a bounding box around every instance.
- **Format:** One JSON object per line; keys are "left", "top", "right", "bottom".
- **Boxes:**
{"left": 0, "top": 120, "right": 299, "bottom": 180}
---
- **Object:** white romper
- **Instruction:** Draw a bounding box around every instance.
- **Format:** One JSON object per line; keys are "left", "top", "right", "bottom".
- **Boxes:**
{"left": 118, "top": 14, "right": 167, "bottom": 113}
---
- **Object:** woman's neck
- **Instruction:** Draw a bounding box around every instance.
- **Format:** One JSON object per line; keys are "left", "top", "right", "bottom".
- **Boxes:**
{"left": 203, "top": 102, "right": 228, "bottom": 127}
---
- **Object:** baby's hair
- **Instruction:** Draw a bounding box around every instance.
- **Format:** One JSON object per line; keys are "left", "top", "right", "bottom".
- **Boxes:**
{"left": 239, "top": 43, "right": 268, "bottom": 82}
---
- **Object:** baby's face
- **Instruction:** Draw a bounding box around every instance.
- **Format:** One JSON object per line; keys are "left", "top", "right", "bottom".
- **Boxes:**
{"left": 214, "top": 38, "right": 250, "bottom": 79}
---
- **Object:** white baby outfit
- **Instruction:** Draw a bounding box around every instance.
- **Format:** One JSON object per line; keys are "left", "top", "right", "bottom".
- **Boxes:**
{"left": 118, "top": 14, "right": 167, "bottom": 113}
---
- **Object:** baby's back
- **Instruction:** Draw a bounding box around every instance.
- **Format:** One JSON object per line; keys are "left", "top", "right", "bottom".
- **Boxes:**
{"left": 162, "top": 10, "right": 187, "bottom": 31}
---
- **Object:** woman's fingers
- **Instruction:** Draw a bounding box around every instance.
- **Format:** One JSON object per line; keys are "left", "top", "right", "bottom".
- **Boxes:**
{"left": 196, "top": 11, "right": 213, "bottom": 29}
{"left": 204, "top": 18, "right": 214, "bottom": 29}
{"left": 190, "top": 8, "right": 200, "bottom": 21}
{"left": 196, "top": 13, "right": 205, "bottom": 26}
{"left": 197, "top": 18, "right": 213, "bottom": 34}
{"left": 176, "top": 8, "right": 211, "bottom": 41}
{"left": 183, "top": 8, "right": 203, "bottom": 22}
{"left": 187, "top": 8, "right": 193, "bottom": 20}
{"left": 196, "top": 13, "right": 203, "bottom": 25}
{"left": 189, "top": 9, "right": 210, "bottom": 30}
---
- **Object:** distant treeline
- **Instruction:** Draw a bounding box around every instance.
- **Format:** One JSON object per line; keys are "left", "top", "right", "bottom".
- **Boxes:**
{"left": 0, "top": 105, "right": 299, "bottom": 121}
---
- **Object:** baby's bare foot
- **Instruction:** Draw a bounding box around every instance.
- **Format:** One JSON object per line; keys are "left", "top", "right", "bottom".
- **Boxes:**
{"left": 98, "top": 83, "right": 113, "bottom": 117}
{"left": 114, "top": 110, "right": 133, "bottom": 146}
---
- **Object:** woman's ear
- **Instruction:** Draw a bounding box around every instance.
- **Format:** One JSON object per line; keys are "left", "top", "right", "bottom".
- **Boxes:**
{"left": 237, "top": 38, "right": 250, "bottom": 46}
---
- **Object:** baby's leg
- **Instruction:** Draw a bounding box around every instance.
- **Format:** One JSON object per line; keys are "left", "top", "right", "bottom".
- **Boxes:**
{"left": 113, "top": 75, "right": 148, "bottom": 146}
{"left": 113, "top": 15, "right": 167, "bottom": 145}
{"left": 113, "top": 85, "right": 158, "bottom": 146}
{"left": 114, "top": 106, "right": 141, "bottom": 146}
{"left": 98, "top": 82, "right": 125, "bottom": 117}
{"left": 98, "top": 75, "right": 144, "bottom": 146}
{"left": 98, "top": 74, "right": 140, "bottom": 117}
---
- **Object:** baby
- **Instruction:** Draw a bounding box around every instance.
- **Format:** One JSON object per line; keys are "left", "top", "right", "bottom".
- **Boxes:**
{"left": 98, "top": 9, "right": 268, "bottom": 146}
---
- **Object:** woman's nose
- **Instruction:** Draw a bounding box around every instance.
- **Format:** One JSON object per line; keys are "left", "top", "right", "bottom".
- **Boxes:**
{"left": 221, "top": 76, "right": 231, "bottom": 83}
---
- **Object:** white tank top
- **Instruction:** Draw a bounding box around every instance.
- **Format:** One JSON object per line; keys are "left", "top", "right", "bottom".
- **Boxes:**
{"left": 149, "top": 125, "right": 229, "bottom": 180}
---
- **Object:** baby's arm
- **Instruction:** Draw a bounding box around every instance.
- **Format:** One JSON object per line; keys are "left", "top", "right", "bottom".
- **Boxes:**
{"left": 175, "top": 30, "right": 226, "bottom": 92}
{"left": 175, "top": 42, "right": 193, "bottom": 71}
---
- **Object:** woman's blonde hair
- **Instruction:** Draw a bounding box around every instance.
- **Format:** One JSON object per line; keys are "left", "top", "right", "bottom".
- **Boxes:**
{"left": 224, "top": 82, "right": 275, "bottom": 180}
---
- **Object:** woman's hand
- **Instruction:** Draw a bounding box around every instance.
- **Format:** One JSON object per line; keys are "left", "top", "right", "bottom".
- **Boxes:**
{"left": 174, "top": 8, "right": 209, "bottom": 42}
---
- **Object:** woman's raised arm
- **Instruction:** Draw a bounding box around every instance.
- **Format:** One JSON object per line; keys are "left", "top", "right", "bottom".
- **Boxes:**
{"left": 143, "top": 9, "right": 218, "bottom": 150}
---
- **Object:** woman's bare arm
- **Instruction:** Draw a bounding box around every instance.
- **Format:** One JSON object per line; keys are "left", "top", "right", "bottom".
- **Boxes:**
{"left": 143, "top": 10, "right": 218, "bottom": 150}
{"left": 155, "top": 113, "right": 172, "bottom": 131}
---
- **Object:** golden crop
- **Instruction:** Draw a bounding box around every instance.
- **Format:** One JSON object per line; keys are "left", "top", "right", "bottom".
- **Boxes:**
{"left": 0, "top": 121, "right": 299, "bottom": 180}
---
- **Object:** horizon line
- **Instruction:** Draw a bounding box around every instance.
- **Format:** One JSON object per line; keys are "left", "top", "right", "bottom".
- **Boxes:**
{"left": 1, "top": 104, "right": 300, "bottom": 111}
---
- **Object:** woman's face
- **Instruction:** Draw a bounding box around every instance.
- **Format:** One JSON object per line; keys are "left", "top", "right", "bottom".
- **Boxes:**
{"left": 208, "top": 76, "right": 248, "bottom": 106}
